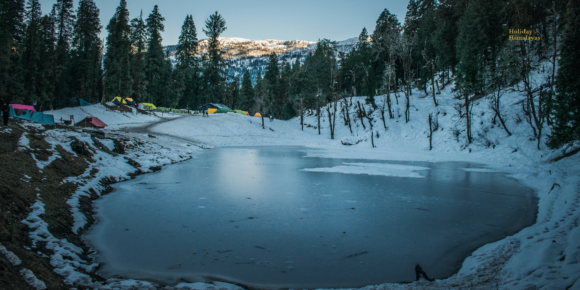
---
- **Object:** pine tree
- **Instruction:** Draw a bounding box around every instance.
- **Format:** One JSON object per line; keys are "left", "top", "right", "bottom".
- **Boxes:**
{"left": 70, "top": 0, "right": 102, "bottom": 103}
{"left": 548, "top": 0, "right": 580, "bottom": 148}
{"left": 176, "top": 15, "right": 198, "bottom": 68}
{"left": 263, "top": 52, "right": 279, "bottom": 115}
{"left": 38, "top": 7, "right": 58, "bottom": 110}
{"left": 0, "top": 0, "right": 25, "bottom": 102}
{"left": 202, "top": 11, "right": 227, "bottom": 104}
{"left": 130, "top": 11, "right": 147, "bottom": 102}
{"left": 455, "top": 0, "right": 503, "bottom": 95}
{"left": 53, "top": 0, "right": 75, "bottom": 107}
{"left": 239, "top": 71, "right": 254, "bottom": 111}
{"left": 103, "top": 0, "right": 132, "bottom": 102}
{"left": 21, "top": 0, "right": 42, "bottom": 105}
{"left": 372, "top": 8, "right": 401, "bottom": 63}
{"left": 175, "top": 14, "right": 198, "bottom": 108}
{"left": 144, "top": 5, "right": 167, "bottom": 105}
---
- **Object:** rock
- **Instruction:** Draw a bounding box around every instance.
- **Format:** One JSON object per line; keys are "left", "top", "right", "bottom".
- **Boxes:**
{"left": 70, "top": 138, "right": 91, "bottom": 156}
{"left": 112, "top": 139, "right": 125, "bottom": 154}
{"left": 123, "top": 157, "right": 141, "bottom": 168}
{"left": 91, "top": 137, "right": 115, "bottom": 155}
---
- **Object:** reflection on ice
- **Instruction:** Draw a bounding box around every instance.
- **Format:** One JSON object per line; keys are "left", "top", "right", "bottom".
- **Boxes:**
{"left": 302, "top": 162, "right": 430, "bottom": 178}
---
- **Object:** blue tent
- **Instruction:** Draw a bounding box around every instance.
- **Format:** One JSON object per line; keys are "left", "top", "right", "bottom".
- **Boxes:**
{"left": 80, "top": 99, "right": 92, "bottom": 106}
{"left": 9, "top": 106, "right": 55, "bottom": 125}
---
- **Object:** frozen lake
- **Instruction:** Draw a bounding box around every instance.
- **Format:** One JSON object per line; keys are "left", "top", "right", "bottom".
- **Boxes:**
{"left": 84, "top": 146, "right": 536, "bottom": 289}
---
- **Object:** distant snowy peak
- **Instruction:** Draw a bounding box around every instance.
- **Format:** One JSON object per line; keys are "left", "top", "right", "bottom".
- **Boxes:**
{"left": 164, "top": 37, "right": 356, "bottom": 59}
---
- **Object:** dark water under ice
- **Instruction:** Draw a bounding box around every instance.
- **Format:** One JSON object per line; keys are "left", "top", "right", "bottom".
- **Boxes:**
{"left": 84, "top": 146, "right": 536, "bottom": 289}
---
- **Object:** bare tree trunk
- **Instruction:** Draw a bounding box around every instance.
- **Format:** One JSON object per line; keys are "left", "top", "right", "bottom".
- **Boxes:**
{"left": 327, "top": 105, "right": 333, "bottom": 139}
{"left": 371, "top": 131, "right": 375, "bottom": 148}
{"left": 344, "top": 101, "right": 352, "bottom": 134}
{"left": 332, "top": 96, "right": 337, "bottom": 138}
{"left": 261, "top": 105, "right": 265, "bottom": 129}
{"left": 431, "top": 61, "right": 438, "bottom": 107}
{"left": 380, "top": 106, "right": 387, "bottom": 129}
{"left": 317, "top": 108, "right": 321, "bottom": 135}
{"left": 357, "top": 101, "right": 366, "bottom": 130}
{"left": 491, "top": 90, "right": 511, "bottom": 136}
{"left": 464, "top": 94, "right": 471, "bottom": 144}
{"left": 386, "top": 93, "right": 393, "bottom": 119}
{"left": 534, "top": 86, "right": 546, "bottom": 150}
{"left": 405, "top": 92, "right": 410, "bottom": 123}
{"left": 429, "top": 114, "right": 432, "bottom": 150}
{"left": 301, "top": 110, "right": 304, "bottom": 131}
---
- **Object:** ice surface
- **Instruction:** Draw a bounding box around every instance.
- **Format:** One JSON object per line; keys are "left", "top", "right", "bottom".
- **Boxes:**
{"left": 84, "top": 147, "right": 536, "bottom": 289}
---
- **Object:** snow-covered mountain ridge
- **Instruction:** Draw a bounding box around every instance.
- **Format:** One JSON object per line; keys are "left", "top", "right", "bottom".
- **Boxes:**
{"left": 164, "top": 37, "right": 357, "bottom": 59}
{"left": 164, "top": 37, "right": 358, "bottom": 84}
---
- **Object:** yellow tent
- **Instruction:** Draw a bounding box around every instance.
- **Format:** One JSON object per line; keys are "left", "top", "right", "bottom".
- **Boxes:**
{"left": 142, "top": 103, "right": 157, "bottom": 109}
{"left": 111, "top": 96, "right": 126, "bottom": 104}
{"left": 208, "top": 108, "right": 217, "bottom": 114}
{"left": 254, "top": 112, "right": 262, "bottom": 117}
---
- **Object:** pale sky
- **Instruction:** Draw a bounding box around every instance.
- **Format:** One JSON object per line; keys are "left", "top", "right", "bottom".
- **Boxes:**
{"left": 38, "top": 0, "right": 408, "bottom": 45}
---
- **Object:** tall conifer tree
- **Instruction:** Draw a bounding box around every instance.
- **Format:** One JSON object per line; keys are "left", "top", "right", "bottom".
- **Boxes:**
{"left": 53, "top": 0, "right": 75, "bottom": 106}
{"left": 130, "top": 10, "right": 147, "bottom": 101}
{"left": 144, "top": 5, "right": 169, "bottom": 105}
{"left": 175, "top": 14, "right": 198, "bottom": 108}
{"left": 0, "top": 0, "right": 25, "bottom": 101}
{"left": 70, "top": 0, "right": 102, "bottom": 103}
{"left": 202, "top": 11, "right": 227, "bottom": 103}
{"left": 548, "top": 0, "right": 580, "bottom": 148}
{"left": 21, "top": 0, "right": 42, "bottom": 105}
{"left": 239, "top": 71, "right": 254, "bottom": 111}
{"left": 104, "top": 0, "right": 132, "bottom": 102}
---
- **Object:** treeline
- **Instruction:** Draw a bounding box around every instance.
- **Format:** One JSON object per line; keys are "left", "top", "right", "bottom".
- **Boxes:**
{"left": 243, "top": 0, "right": 578, "bottom": 149}
{"left": 1, "top": 0, "right": 578, "bottom": 148}
{"left": 0, "top": 0, "right": 234, "bottom": 111}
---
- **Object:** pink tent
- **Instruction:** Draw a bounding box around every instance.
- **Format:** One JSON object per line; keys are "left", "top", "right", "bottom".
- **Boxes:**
{"left": 76, "top": 116, "right": 107, "bottom": 128}
{"left": 11, "top": 104, "right": 36, "bottom": 111}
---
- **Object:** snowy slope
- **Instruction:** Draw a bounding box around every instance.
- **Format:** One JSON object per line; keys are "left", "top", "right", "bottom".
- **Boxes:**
{"left": 45, "top": 104, "right": 180, "bottom": 129}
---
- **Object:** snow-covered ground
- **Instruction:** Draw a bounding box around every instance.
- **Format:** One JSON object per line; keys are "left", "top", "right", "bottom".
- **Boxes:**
{"left": 7, "top": 71, "right": 580, "bottom": 289}
{"left": 45, "top": 103, "right": 181, "bottom": 130}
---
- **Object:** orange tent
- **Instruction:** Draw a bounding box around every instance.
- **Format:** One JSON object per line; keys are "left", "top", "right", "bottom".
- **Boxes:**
{"left": 254, "top": 112, "right": 261, "bottom": 117}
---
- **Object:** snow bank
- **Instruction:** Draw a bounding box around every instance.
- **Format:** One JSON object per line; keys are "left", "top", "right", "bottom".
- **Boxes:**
{"left": 0, "top": 243, "right": 22, "bottom": 266}
{"left": 19, "top": 268, "right": 47, "bottom": 290}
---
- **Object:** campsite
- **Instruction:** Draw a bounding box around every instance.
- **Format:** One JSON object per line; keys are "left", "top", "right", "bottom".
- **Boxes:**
{"left": 1, "top": 0, "right": 580, "bottom": 289}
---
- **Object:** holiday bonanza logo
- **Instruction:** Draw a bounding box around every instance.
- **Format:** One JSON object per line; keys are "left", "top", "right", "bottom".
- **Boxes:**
{"left": 509, "top": 29, "right": 541, "bottom": 41}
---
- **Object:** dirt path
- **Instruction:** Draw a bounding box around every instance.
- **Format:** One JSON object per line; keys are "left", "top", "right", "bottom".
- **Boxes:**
{"left": 114, "top": 114, "right": 212, "bottom": 149}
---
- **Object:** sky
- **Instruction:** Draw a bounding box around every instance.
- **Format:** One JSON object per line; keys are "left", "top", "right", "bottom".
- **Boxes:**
{"left": 38, "top": 0, "right": 409, "bottom": 45}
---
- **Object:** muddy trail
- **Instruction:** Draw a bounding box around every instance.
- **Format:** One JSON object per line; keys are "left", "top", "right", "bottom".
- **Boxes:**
{"left": 116, "top": 115, "right": 211, "bottom": 149}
